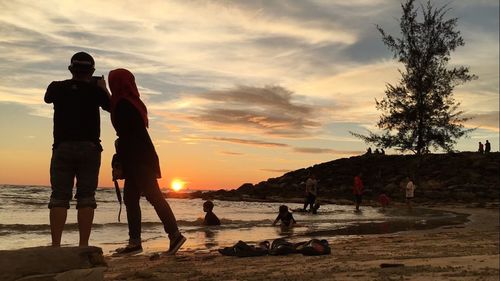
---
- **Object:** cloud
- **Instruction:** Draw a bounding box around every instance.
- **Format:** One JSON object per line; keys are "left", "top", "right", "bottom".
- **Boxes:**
{"left": 220, "top": 151, "right": 244, "bottom": 156}
{"left": 293, "top": 147, "right": 363, "bottom": 155}
{"left": 168, "top": 85, "right": 323, "bottom": 137}
{"left": 185, "top": 136, "right": 289, "bottom": 148}
{"left": 260, "top": 168, "right": 290, "bottom": 173}
{"left": 0, "top": 0, "right": 497, "bottom": 159}
{"left": 464, "top": 111, "right": 500, "bottom": 132}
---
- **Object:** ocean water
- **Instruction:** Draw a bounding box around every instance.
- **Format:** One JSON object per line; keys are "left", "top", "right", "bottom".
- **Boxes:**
{"left": 0, "top": 185, "right": 466, "bottom": 255}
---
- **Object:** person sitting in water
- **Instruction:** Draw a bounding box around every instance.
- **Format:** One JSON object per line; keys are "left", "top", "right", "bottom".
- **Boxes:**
{"left": 272, "top": 205, "right": 297, "bottom": 227}
{"left": 203, "top": 200, "right": 221, "bottom": 226}
{"left": 378, "top": 193, "right": 390, "bottom": 211}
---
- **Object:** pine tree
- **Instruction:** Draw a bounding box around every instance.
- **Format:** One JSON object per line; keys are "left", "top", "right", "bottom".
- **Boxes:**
{"left": 351, "top": 0, "right": 477, "bottom": 154}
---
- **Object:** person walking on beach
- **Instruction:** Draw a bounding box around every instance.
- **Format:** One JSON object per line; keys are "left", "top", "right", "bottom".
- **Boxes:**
{"left": 45, "top": 52, "right": 110, "bottom": 247}
{"left": 353, "top": 172, "right": 364, "bottom": 211}
{"left": 484, "top": 140, "right": 491, "bottom": 153}
{"left": 405, "top": 177, "right": 416, "bottom": 211}
{"left": 303, "top": 173, "right": 318, "bottom": 212}
{"left": 109, "top": 68, "right": 185, "bottom": 255}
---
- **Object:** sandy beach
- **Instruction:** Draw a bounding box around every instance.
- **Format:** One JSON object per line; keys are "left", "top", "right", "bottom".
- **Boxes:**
{"left": 104, "top": 204, "right": 499, "bottom": 281}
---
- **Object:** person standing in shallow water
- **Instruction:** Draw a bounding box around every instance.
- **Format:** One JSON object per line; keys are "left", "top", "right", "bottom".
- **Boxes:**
{"left": 45, "top": 52, "right": 110, "bottom": 247}
{"left": 303, "top": 173, "right": 318, "bottom": 212}
{"left": 109, "top": 68, "right": 185, "bottom": 255}
{"left": 404, "top": 177, "right": 416, "bottom": 211}
{"left": 353, "top": 172, "right": 364, "bottom": 211}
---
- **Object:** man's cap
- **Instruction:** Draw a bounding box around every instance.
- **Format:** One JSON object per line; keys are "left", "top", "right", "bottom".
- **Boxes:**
{"left": 69, "top": 52, "right": 95, "bottom": 69}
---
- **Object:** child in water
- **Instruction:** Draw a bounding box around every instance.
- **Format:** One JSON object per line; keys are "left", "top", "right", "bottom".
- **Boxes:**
{"left": 378, "top": 193, "right": 391, "bottom": 211}
{"left": 272, "top": 205, "right": 297, "bottom": 227}
{"left": 203, "top": 200, "right": 221, "bottom": 226}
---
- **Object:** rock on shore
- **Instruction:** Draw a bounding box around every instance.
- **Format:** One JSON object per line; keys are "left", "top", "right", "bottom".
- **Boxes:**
{"left": 0, "top": 246, "right": 106, "bottom": 281}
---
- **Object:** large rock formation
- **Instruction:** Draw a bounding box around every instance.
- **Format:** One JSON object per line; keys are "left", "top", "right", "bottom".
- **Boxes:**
{"left": 0, "top": 246, "right": 106, "bottom": 281}
{"left": 203, "top": 152, "right": 499, "bottom": 203}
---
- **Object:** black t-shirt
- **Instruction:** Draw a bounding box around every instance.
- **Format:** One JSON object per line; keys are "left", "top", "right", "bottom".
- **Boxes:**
{"left": 45, "top": 79, "right": 109, "bottom": 146}
{"left": 114, "top": 100, "right": 161, "bottom": 179}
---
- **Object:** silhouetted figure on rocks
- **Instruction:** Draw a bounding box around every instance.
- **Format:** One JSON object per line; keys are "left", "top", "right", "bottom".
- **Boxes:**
{"left": 365, "top": 147, "right": 372, "bottom": 155}
{"left": 478, "top": 142, "right": 484, "bottom": 154}
{"left": 485, "top": 140, "right": 491, "bottom": 153}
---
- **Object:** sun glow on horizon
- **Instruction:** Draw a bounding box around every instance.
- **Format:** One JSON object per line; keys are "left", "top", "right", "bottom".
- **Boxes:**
{"left": 170, "top": 179, "right": 186, "bottom": 192}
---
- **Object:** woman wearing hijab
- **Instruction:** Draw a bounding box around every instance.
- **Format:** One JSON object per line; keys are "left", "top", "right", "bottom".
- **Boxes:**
{"left": 109, "top": 68, "right": 185, "bottom": 255}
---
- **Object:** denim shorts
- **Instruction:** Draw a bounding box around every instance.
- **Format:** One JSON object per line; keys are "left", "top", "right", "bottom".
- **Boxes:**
{"left": 48, "top": 141, "right": 101, "bottom": 209}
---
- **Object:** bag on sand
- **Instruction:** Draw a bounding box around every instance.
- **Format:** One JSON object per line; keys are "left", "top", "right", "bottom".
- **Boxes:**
{"left": 218, "top": 238, "right": 331, "bottom": 257}
{"left": 218, "top": 241, "right": 269, "bottom": 257}
{"left": 296, "top": 239, "right": 331, "bottom": 256}
{"left": 269, "top": 238, "right": 297, "bottom": 255}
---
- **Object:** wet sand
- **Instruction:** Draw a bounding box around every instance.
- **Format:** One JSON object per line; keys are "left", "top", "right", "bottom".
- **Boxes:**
{"left": 104, "top": 205, "right": 499, "bottom": 281}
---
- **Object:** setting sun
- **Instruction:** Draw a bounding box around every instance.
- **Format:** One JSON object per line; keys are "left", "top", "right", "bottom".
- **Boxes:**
{"left": 170, "top": 179, "right": 185, "bottom": 192}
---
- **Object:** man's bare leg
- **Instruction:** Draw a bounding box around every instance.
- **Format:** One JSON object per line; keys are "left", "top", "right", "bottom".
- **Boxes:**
{"left": 50, "top": 207, "right": 67, "bottom": 247}
{"left": 78, "top": 207, "right": 94, "bottom": 246}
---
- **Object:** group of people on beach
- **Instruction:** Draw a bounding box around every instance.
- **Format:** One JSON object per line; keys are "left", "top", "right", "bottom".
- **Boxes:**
{"left": 41, "top": 52, "right": 332, "bottom": 255}
{"left": 271, "top": 171, "right": 417, "bottom": 230}
{"left": 45, "top": 52, "right": 186, "bottom": 256}
{"left": 354, "top": 173, "right": 417, "bottom": 212}
{"left": 45, "top": 52, "right": 424, "bottom": 256}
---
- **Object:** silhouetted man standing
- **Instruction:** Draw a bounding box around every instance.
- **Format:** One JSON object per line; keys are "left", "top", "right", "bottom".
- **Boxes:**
{"left": 303, "top": 173, "right": 318, "bottom": 212}
{"left": 485, "top": 140, "right": 491, "bottom": 153}
{"left": 45, "top": 52, "right": 110, "bottom": 246}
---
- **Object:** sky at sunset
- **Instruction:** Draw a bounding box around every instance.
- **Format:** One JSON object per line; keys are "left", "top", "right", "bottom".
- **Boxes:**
{"left": 0, "top": 0, "right": 498, "bottom": 190}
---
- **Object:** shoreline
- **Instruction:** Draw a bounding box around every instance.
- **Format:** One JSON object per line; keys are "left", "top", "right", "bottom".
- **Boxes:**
{"left": 104, "top": 205, "right": 499, "bottom": 280}
{"left": 166, "top": 190, "right": 500, "bottom": 208}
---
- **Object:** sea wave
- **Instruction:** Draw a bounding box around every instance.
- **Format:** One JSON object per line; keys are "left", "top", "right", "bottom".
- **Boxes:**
{"left": 0, "top": 218, "right": 280, "bottom": 236}
{"left": 0, "top": 223, "right": 125, "bottom": 235}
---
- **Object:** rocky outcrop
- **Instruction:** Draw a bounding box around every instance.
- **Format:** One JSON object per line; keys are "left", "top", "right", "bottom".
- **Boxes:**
{"left": 203, "top": 152, "right": 499, "bottom": 203}
{"left": 0, "top": 246, "right": 106, "bottom": 281}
